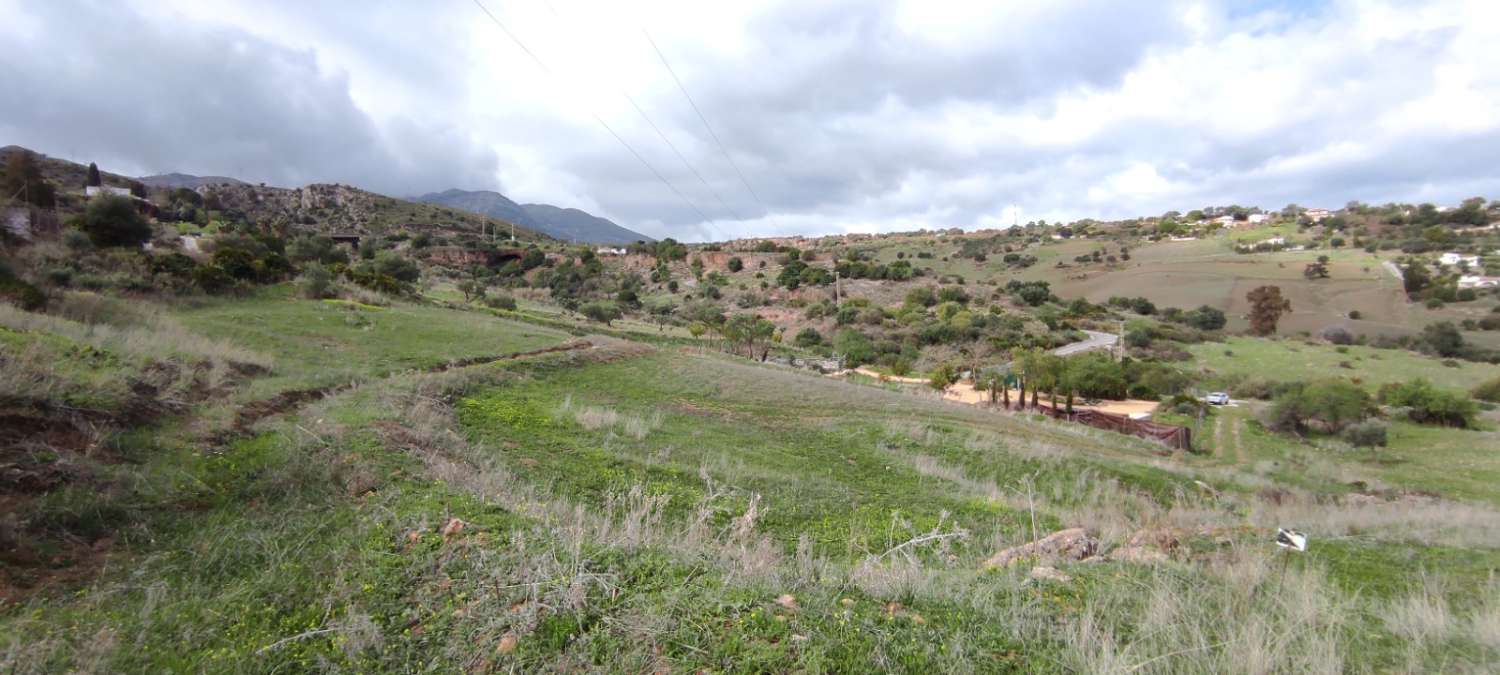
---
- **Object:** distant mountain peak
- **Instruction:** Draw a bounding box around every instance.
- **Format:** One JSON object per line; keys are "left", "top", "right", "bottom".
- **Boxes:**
{"left": 415, "top": 189, "right": 652, "bottom": 244}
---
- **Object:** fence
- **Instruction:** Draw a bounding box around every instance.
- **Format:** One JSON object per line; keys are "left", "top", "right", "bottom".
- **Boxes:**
{"left": 998, "top": 402, "right": 1192, "bottom": 452}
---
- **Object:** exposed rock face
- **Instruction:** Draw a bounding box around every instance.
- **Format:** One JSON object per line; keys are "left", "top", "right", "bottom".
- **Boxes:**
{"left": 981, "top": 528, "right": 1099, "bottom": 569}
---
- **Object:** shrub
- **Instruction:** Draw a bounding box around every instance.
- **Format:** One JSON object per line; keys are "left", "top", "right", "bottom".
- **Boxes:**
{"left": 81, "top": 195, "right": 152, "bottom": 248}
{"left": 1379, "top": 379, "right": 1477, "bottom": 428}
{"left": 580, "top": 301, "right": 621, "bottom": 326}
{"left": 929, "top": 363, "right": 957, "bottom": 390}
{"left": 1471, "top": 377, "right": 1500, "bottom": 403}
{"left": 833, "top": 329, "right": 875, "bottom": 367}
{"left": 485, "top": 294, "right": 518, "bottom": 311}
{"left": 1183, "top": 305, "right": 1227, "bottom": 330}
{"left": 191, "top": 264, "right": 235, "bottom": 294}
{"left": 1321, "top": 326, "right": 1354, "bottom": 345}
{"left": 1265, "top": 380, "right": 1372, "bottom": 434}
{"left": 793, "top": 327, "right": 823, "bottom": 348}
{"left": 1124, "top": 327, "right": 1153, "bottom": 348}
{"left": 1341, "top": 420, "right": 1388, "bottom": 447}
{"left": 297, "top": 263, "right": 335, "bottom": 299}
{"left": 63, "top": 228, "right": 93, "bottom": 252}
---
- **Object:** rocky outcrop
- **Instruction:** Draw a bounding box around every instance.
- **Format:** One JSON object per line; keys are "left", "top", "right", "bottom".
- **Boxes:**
{"left": 981, "top": 528, "right": 1099, "bottom": 569}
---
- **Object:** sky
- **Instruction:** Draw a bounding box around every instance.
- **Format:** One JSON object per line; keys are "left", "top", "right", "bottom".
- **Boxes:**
{"left": 2, "top": 0, "right": 1498, "bottom": 241}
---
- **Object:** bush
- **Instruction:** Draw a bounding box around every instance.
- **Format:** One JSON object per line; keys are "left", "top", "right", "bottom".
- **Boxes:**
{"left": 1378, "top": 379, "right": 1477, "bottom": 428}
{"left": 1265, "top": 380, "right": 1372, "bottom": 434}
{"left": 1341, "top": 420, "right": 1388, "bottom": 447}
{"left": 191, "top": 264, "right": 235, "bottom": 294}
{"left": 1321, "top": 326, "right": 1354, "bottom": 345}
{"left": 793, "top": 327, "right": 823, "bottom": 348}
{"left": 81, "top": 195, "right": 152, "bottom": 248}
{"left": 1182, "top": 305, "right": 1226, "bottom": 330}
{"left": 580, "top": 301, "right": 622, "bottom": 325}
{"left": 833, "top": 329, "right": 875, "bottom": 367}
{"left": 297, "top": 263, "right": 335, "bottom": 299}
{"left": 485, "top": 294, "right": 518, "bottom": 311}
{"left": 1473, "top": 377, "right": 1500, "bottom": 403}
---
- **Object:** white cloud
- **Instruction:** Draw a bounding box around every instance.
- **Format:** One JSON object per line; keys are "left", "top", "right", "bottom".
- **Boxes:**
{"left": 2, "top": 0, "right": 1499, "bottom": 240}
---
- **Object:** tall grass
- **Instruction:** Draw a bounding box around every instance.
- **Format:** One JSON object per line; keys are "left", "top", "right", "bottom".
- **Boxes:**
{"left": 0, "top": 295, "right": 272, "bottom": 369}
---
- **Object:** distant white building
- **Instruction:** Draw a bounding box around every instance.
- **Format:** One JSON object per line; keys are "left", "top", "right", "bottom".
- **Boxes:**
{"left": 1247, "top": 213, "right": 1271, "bottom": 224}
{"left": 594, "top": 247, "right": 627, "bottom": 256}
{"left": 1458, "top": 275, "right": 1499, "bottom": 289}
{"left": 1265, "top": 236, "right": 1286, "bottom": 246}
{"left": 85, "top": 185, "right": 131, "bottom": 198}
{"left": 1439, "top": 252, "right": 1481, "bottom": 268}
{"left": 1305, "top": 208, "right": 1333, "bottom": 222}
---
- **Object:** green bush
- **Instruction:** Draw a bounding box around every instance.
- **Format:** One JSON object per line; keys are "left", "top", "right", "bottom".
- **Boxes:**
{"left": 297, "top": 263, "right": 335, "bottom": 299}
{"left": 81, "top": 195, "right": 152, "bottom": 248}
{"left": 1265, "top": 380, "right": 1372, "bottom": 434}
{"left": 191, "top": 264, "right": 235, "bottom": 294}
{"left": 1378, "top": 379, "right": 1477, "bottom": 428}
{"left": 1474, "top": 377, "right": 1500, "bottom": 403}
{"left": 793, "top": 327, "right": 823, "bottom": 348}
{"left": 485, "top": 294, "right": 518, "bottom": 311}
{"left": 1341, "top": 420, "right": 1388, "bottom": 447}
{"left": 580, "top": 301, "right": 621, "bottom": 325}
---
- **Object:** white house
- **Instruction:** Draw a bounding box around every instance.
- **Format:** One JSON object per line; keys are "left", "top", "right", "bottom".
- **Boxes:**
{"left": 1458, "top": 275, "right": 1499, "bottom": 289}
{"left": 594, "top": 247, "right": 627, "bottom": 256}
{"left": 1264, "top": 236, "right": 1286, "bottom": 246}
{"left": 1247, "top": 213, "right": 1271, "bottom": 224}
{"left": 85, "top": 185, "right": 131, "bottom": 198}
{"left": 1439, "top": 252, "right": 1481, "bottom": 268}
{"left": 1305, "top": 208, "right": 1333, "bottom": 222}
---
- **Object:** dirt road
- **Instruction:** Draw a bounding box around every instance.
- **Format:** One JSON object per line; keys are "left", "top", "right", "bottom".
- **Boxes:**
{"left": 1054, "top": 330, "right": 1118, "bottom": 357}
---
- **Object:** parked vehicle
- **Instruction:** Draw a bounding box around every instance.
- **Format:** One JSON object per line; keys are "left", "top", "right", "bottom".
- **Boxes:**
{"left": 1206, "top": 392, "right": 1230, "bottom": 405}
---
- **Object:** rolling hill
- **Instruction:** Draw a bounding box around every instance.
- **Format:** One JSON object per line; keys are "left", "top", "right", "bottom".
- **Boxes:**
{"left": 416, "top": 188, "right": 652, "bottom": 244}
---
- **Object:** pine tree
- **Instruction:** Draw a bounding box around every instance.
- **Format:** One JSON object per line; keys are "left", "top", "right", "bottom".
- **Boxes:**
{"left": 86, "top": 162, "right": 102, "bottom": 187}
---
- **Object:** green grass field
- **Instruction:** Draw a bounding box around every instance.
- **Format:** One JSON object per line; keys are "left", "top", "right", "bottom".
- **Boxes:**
{"left": 174, "top": 285, "right": 570, "bottom": 397}
{"left": 1188, "top": 336, "right": 1500, "bottom": 393}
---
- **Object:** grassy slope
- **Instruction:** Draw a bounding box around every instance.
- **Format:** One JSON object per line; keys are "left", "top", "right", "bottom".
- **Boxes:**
{"left": 1188, "top": 336, "right": 1500, "bottom": 393}
{"left": 1013, "top": 231, "right": 1500, "bottom": 346}
{"left": 5, "top": 292, "right": 1500, "bottom": 672}
{"left": 173, "top": 285, "right": 570, "bottom": 397}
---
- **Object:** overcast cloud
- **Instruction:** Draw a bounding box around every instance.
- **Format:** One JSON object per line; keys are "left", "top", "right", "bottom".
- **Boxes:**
{"left": 2, "top": 0, "right": 1497, "bottom": 240}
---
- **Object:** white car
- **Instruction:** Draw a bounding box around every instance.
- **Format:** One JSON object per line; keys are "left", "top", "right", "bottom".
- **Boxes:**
{"left": 1206, "top": 392, "right": 1230, "bottom": 405}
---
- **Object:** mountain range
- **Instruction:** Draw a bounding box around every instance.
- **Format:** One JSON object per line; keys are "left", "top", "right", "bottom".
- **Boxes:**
{"left": 415, "top": 189, "right": 652, "bottom": 245}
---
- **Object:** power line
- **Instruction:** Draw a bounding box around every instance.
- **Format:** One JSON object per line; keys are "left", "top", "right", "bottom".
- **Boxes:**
{"left": 531, "top": 0, "right": 742, "bottom": 223}
{"left": 468, "top": 0, "right": 716, "bottom": 227}
{"left": 643, "top": 28, "right": 781, "bottom": 230}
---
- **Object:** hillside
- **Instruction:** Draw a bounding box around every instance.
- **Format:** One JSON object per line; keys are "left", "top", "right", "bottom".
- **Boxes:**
{"left": 199, "top": 182, "right": 549, "bottom": 241}
{"left": 0, "top": 145, "right": 550, "bottom": 243}
{"left": 0, "top": 145, "right": 141, "bottom": 195}
{"left": 416, "top": 188, "right": 652, "bottom": 244}
{"left": 137, "top": 172, "right": 247, "bottom": 189}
